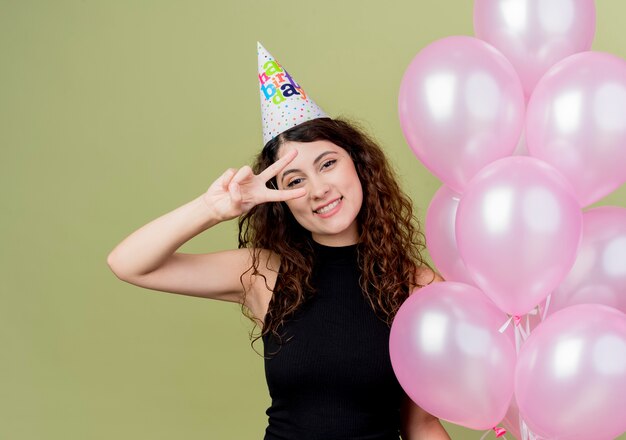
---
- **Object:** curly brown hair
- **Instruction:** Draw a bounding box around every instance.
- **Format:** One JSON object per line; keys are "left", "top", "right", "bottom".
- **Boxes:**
{"left": 238, "top": 117, "right": 432, "bottom": 355}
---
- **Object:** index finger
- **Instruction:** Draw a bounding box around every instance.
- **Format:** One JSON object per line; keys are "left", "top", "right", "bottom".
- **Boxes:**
{"left": 258, "top": 148, "right": 299, "bottom": 182}
{"left": 263, "top": 186, "right": 307, "bottom": 203}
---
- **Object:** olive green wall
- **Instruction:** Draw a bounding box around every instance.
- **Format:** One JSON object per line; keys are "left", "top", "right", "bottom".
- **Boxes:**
{"left": 2, "top": 1, "right": 624, "bottom": 439}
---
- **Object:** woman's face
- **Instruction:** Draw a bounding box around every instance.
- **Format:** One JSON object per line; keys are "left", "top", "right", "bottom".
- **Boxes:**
{"left": 275, "top": 139, "right": 363, "bottom": 246}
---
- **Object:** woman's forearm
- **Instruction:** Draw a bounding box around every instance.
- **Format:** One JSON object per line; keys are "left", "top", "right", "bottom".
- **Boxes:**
{"left": 404, "top": 418, "right": 451, "bottom": 440}
{"left": 106, "top": 193, "right": 217, "bottom": 278}
{"left": 400, "top": 393, "right": 451, "bottom": 440}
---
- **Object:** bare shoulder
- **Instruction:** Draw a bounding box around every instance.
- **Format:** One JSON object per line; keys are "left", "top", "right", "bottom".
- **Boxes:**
{"left": 253, "top": 248, "right": 281, "bottom": 274}
{"left": 240, "top": 248, "right": 281, "bottom": 323}
{"left": 225, "top": 247, "right": 281, "bottom": 294}
{"left": 244, "top": 248, "right": 281, "bottom": 284}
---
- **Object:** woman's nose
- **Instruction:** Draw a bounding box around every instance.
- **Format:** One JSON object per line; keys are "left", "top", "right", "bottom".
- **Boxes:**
{"left": 309, "top": 178, "right": 330, "bottom": 199}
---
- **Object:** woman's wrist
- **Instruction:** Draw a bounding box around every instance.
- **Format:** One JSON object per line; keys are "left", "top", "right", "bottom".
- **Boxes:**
{"left": 196, "top": 193, "right": 227, "bottom": 228}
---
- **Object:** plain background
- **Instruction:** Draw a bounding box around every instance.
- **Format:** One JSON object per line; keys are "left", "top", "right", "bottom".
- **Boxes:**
{"left": 2, "top": 1, "right": 625, "bottom": 438}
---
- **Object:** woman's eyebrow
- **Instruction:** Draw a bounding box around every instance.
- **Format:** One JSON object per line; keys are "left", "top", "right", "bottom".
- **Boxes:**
{"left": 280, "top": 150, "right": 336, "bottom": 182}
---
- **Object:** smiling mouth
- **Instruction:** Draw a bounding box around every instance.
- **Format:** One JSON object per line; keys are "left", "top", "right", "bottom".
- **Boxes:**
{"left": 314, "top": 197, "right": 343, "bottom": 214}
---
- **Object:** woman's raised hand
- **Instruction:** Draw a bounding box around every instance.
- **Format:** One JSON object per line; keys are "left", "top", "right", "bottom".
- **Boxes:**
{"left": 202, "top": 149, "right": 306, "bottom": 222}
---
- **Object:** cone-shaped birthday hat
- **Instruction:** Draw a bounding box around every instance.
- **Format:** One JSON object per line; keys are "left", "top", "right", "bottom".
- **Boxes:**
{"left": 258, "top": 42, "right": 328, "bottom": 145}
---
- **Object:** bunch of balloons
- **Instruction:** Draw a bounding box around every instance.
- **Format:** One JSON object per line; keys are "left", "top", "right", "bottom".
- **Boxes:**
{"left": 391, "top": 1, "right": 626, "bottom": 439}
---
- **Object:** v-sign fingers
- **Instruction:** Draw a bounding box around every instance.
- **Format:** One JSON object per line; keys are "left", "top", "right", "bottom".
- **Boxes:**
{"left": 263, "top": 186, "right": 307, "bottom": 203}
{"left": 221, "top": 168, "right": 237, "bottom": 191}
{"left": 231, "top": 165, "right": 254, "bottom": 184}
{"left": 258, "top": 148, "right": 299, "bottom": 183}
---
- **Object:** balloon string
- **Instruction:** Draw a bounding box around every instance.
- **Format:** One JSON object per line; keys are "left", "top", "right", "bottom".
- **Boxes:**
{"left": 499, "top": 307, "right": 540, "bottom": 341}
{"left": 526, "top": 305, "right": 539, "bottom": 337}
{"left": 520, "top": 415, "right": 528, "bottom": 440}
{"left": 517, "top": 321, "right": 529, "bottom": 341}
{"left": 499, "top": 306, "right": 538, "bottom": 333}
{"left": 520, "top": 416, "right": 540, "bottom": 440}
{"left": 541, "top": 294, "right": 552, "bottom": 322}
{"left": 498, "top": 315, "right": 515, "bottom": 333}
{"left": 499, "top": 315, "right": 524, "bottom": 353}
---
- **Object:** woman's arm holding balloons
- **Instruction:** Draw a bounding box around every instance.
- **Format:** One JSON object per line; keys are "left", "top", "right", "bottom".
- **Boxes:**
{"left": 399, "top": 267, "right": 449, "bottom": 439}
{"left": 400, "top": 394, "right": 451, "bottom": 440}
{"left": 415, "top": 265, "right": 445, "bottom": 288}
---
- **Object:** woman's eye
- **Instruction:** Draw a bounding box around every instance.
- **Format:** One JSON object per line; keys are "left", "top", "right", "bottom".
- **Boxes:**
{"left": 287, "top": 178, "right": 303, "bottom": 188}
{"left": 321, "top": 159, "right": 336, "bottom": 169}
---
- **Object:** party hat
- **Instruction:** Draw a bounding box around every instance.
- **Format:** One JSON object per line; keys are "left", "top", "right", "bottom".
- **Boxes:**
{"left": 258, "top": 42, "right": 328, "bottom": 145}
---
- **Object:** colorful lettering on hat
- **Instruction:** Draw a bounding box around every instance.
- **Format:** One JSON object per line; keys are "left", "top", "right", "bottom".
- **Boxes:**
{"left": 257, "top": 42, "right": 328, "bottom": 145}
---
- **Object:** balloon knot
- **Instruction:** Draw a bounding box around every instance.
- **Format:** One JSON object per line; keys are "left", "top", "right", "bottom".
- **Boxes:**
{"left": 494, "top": 426, "right": 507, "bottom": 437}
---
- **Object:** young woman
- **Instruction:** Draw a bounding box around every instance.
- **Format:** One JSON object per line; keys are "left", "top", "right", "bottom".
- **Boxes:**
{"left": 107, "top": 116, "right": 450, "bottom": 439}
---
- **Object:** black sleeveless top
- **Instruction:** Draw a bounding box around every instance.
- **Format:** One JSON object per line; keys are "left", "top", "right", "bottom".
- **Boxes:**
{"left": 262, "top": 241, "right": 404, "bottom": 440}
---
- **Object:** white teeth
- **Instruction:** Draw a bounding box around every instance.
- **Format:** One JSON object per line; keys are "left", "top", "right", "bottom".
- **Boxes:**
{"left": 316, "top": 198, "right": 341, "bottom": 214}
